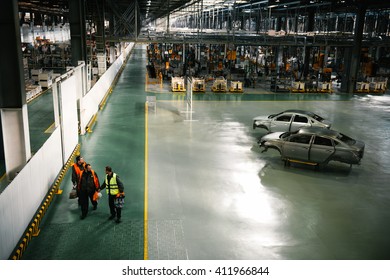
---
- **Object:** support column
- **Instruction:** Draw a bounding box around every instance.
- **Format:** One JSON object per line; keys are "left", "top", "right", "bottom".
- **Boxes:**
{"left": 0, "top": 0, "right": 31, "bottom": 180}
{"left": 69, "top": 0, "right": 87, "bottom": 66}
{"left": 303, "top": 9, "right": 315, "bottom": 79}
{"left": 343, "top": 5, "right": 366, "bottom": 93}
{"left": 167, "top": 0, "right": 170, "bottom": 34}
{"left": 183, "top": 43, "right": 186, "bottom": 66}
{"left": 109, "top": 12, "right": 116, "bottom": 64}
{"left": 94, "top": 0, "right": 106, "bottom": 56}
{"left": 52, "top": 82, "right": 60, "bottom": 128}
{"left": 276, "top": 17, "right": 282, "bottom": 31}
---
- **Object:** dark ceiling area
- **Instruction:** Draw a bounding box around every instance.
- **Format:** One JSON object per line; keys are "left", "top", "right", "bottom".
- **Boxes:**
{"left": 17, "top": 0, "right": 193, "bottom": 22}
{"left": 17, "top": 0, "right": 390, "bottom": 23}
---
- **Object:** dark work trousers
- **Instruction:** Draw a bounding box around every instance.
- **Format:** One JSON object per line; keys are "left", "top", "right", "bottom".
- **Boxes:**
{"left": 79, "top": 190, "right": 97, "bottom": 217}
{"left": 108, "top": 194, "right": 121, "bottom": 219}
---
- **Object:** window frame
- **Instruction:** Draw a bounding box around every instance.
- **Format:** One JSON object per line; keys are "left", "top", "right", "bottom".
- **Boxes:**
{"left": 275, "top": 114, "right": 293, "bottom": 123}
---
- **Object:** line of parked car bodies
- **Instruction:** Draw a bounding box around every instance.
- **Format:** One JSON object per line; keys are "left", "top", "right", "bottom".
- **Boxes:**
{"left": 253, "top": 109, "right": 365, "bottom": 168}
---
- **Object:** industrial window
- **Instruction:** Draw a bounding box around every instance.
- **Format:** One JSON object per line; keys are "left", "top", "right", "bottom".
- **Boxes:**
{"left": 289, "top": 134, "right": 312, "bottom": 144}
{"left": 313, "top": 136, "right": 333, "bottom": 146}
{"left": 293, "top": 115, "right": 308, "bottom": 123}
{"left": 276, "top": 114, "right": 292, "bottom": 122}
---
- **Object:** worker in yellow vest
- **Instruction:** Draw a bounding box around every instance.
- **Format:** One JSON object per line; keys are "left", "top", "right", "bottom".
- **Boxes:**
{"left": 99, "top": 166, "right": 125, "bottom": 223}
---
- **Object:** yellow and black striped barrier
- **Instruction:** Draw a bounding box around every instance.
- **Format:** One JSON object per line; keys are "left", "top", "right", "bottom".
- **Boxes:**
{"left": 10, "top": 144, "right": 80, "bottom": 260}
{"left": 85, "top": 114, "right": 98, "bottom": 133}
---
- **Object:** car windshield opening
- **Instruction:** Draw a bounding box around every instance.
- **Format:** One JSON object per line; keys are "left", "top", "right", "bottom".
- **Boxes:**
{"left": 269, "top": 112, "right": 282, "bottom": 119}
{"left": 312, "top": 114, "right": 324, "bottom": 122}
{"left": 337, "top": 133, "right": 356, "bottom": 145}
{"left": 281, "top": 132, "right": 291, "bottom": 139}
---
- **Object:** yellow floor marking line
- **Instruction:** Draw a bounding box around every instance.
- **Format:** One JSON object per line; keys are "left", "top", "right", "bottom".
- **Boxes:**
{"left": 144, "top": 102, "right": 149, "bottom": 260}
{"left": 145, "top": 72, "right": 148, "bottom": 92}
{"left": 44, "top": 122, "right": 55, "bottom": 133}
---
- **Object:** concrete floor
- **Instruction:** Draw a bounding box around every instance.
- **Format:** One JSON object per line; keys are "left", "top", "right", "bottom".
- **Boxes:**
{"left": 18, "top": 44, "right": 390, "bottom": 260}
{"left": 148, "top": 95, "right": 390, "bottom": 260}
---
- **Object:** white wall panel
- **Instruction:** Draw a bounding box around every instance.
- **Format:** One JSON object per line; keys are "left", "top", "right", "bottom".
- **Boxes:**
{"left": 60, "top": 76, "right": 78, "bottom": 164}
{"left": 0, "top": 183, "right": 16, "bottom": 260}
{"left": 74, "top": 67, "right": 84, "bottom": 100}
{"left": 14, "top": 174, "right": 26, "bottom": 246}
{"left": 0, "top": 128, "right": 63, "bottom": 259}
{"left": 41, "top": 128, "right": 63, "bottom": 187}
{"left": 80, "top": 43, "right": 134, "bottom": 133}
{"left": 0, "top": 187, "right": 13, "bottom": 260}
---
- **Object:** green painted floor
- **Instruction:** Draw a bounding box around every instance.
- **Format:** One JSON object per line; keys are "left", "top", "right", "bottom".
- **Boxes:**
{"left": 22, "top": 46, "right": 146, "bottom": 260}
{"left": 18, "top": 43, "right": 390, "bottom": 260}
{"left": 27, "top": 89, "right": 55, "bottom": 154}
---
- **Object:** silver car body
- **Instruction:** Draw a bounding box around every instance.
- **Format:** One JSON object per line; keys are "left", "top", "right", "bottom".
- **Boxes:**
{"left": 260, "top": 127, "right": 365, "bottom": 165}
{"left": 253, "top": 109, "right": 331, "bottom": 132}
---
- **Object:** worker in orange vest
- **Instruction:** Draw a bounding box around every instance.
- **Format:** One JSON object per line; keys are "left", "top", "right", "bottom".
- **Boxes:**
{"left": 77, "top": 163, "right": 100, "bottom": 219}
{"left": 72, "top": 155, "right": 86, "bottom": 205}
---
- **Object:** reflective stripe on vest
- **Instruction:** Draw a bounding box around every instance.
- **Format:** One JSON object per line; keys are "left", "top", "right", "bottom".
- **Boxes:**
{"left": 105, "top": 173, "right": 119, "bottom": 195}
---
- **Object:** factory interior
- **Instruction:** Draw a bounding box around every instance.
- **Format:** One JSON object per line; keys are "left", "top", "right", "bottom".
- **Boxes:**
{"left": 0, "top": 0, "right": 390, "bottom": 261}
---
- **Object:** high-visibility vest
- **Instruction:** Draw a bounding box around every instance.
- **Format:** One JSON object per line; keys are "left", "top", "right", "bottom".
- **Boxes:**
{"left": 73, "top": 163, "right": 84, "bottom": 180}
{"left": 78, "top": 170, "right": 99, "bottom": 190}
{"left": 105, "top": 173, "right": 119, "bottom": 195}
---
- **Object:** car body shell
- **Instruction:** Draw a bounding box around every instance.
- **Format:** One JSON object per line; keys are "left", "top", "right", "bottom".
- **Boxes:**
{"left": 253, "top": 109, "right": 331, "bottom": 132}
{"left": 260, "top": 127, "right": 365, "bottom": 165}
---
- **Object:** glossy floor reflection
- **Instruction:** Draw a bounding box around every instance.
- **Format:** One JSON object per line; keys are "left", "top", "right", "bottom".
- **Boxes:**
{"left": 148, "top": 95, "right": 390, "bottom": 259}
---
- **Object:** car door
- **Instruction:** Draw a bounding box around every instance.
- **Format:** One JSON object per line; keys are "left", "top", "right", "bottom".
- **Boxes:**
{"left": 282, "top": 134, "right": 312, "bottom": 161}
{"left": 290, "top": 114, "right": 310, "bottom": 131}
{"left": 309, "top": 136, "right": 335, "bottom": 163}
{"left": 270, "top": 114, "right": 293, "bottom": 132}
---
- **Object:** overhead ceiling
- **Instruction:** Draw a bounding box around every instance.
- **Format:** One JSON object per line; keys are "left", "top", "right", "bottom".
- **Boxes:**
{"left": 138, "top": 0, "right": 192, "bottom": 22}
{"left": 17, "top": 0, "right": 390, "bottom": 22}
{"left": 17, "top": 0, "right": 193, "bottom": 21}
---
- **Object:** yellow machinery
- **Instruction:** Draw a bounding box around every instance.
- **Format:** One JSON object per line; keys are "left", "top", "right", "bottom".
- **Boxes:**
{"left": 229, "top": 81, "right": 243, "bottom": 93}
{"left": 171, "top": 77, "right": 186, "bottom": 92}
{"left": 212, "top": 76, "right": 227, "bottom": 93}
{"left": 356, "top": 82, "right": 370, "bottom": 93}
{"left": 192, "top": 78, "right": 206, "bottom": 93}
{"left": 290, "top": 81, "right": 305, "bottom": 93}
{"left": 370, "top": 81, "right": 387, "bottom": 93}
{"left": 320, "top": 82, "right": 332, "bottom": 93}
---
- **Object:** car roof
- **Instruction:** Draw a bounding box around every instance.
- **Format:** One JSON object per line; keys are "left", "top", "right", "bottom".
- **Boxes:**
{"left": 297, "top": 127, "right": 339, "bottom": 138}
{"left": 282, "top": 109, "right": 319, "bottom": 117}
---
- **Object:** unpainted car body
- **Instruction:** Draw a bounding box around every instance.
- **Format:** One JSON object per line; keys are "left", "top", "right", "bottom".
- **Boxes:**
{"left": 253, "top": 109, "right": 331, "bottom": 132}
{"left": 260, "top": 127, "right": 365, "bottom": 166}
